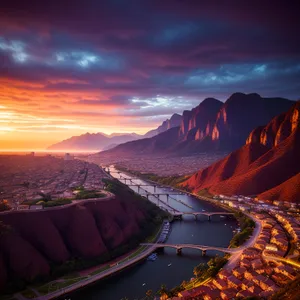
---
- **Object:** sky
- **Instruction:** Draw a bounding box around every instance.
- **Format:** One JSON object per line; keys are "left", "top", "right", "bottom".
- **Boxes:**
{"left": 0, "top": 1, "right": 299, "bottom": 150}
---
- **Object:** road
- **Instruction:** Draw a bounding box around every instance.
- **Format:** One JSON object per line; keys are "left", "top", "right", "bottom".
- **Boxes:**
{"left": 262, "top": 252, "right": 300, "bottom": 268}
{"left": 34, "top": 221, "right": 168, "bottom": 300}
{"left": 38, "top": 245, "right": 158, "bottom": 300}
{"left": 224, "top": 212, "right": 262, "bottom": 270}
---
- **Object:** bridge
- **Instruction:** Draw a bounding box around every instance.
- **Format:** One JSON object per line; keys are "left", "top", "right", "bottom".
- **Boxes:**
{"left": 140, "top": 243, "right": 238, "bottom": 256}
{"left": 173, "top": 211, "right": 235, "bottom": 220}
{"left": 140, "top": 192, "right": 183, "bottom": 198}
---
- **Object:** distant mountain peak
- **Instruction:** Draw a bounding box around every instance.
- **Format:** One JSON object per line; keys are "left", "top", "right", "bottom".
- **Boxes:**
{"left": 201, "top": 97, "right": 223, "bottom": 106}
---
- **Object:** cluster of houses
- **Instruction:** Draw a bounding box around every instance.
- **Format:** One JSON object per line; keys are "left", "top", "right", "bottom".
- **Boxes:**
{"left": 0, "top": 155, "right": 109, "bottom": 210}
{"left": 171, "top": 209, "right": 298, "bottom": 299}
{"left": 272, "top": 212, "right": 300, "bottom": 247}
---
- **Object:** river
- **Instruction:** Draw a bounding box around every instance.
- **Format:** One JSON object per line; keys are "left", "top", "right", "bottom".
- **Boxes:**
{"left": 64, "top": 166, "right": 238, "bottom": 300}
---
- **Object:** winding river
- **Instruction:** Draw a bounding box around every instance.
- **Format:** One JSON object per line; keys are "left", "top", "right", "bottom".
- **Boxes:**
{"left": 65, "top": 166, "right": 238, "bottom": 300}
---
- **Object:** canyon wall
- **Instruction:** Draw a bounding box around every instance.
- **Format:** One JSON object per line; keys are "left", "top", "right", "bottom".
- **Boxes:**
{"left": 181, "top": 101, "right": 300, "bottom": 202}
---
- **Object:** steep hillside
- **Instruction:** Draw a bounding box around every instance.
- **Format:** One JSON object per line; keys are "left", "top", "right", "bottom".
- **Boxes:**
{"left": 0, "top": 182, "right": 167, "bottom": 291}
{"left": 181, "top": 101, "right": 300, "bottom": 202}
{"left": 99, "top": 126, "right": 180, "bottom": 156}
{"left": 144, "top": 113, "right": 182, "bottom": 138}
{"left": 96, "top": 93, "right": 293, "bottom": 157}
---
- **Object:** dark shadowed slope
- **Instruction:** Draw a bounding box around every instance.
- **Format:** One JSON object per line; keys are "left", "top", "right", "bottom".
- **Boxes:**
{"left": 181, "top": 101, "right": 300, "bottom": 202}
{"left": 144, "top": 113, "right": 182, "bottom": 138}
{"left": 259, "top": 173, "right": 300, "bottom": 203}
{"left": 95, "top": 93, "right": 294, "bottom": 158}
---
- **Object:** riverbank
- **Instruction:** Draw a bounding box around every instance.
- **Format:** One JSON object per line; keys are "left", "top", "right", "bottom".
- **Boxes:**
{"left": 112, "top": 167, "right": 263, "bottom": 284}
{"left": 11, "top": 220, "right": 170, "bottom": 300}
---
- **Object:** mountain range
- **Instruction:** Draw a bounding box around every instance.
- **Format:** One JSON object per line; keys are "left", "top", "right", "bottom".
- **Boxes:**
{"left": 47, "top": 114, "right": 182, "bottom": 151}
{"left": 97, "top": 93, "right": 294, "bottom": 157}
{"left": 180, "top": 100, "right": 300, "bottom": 203}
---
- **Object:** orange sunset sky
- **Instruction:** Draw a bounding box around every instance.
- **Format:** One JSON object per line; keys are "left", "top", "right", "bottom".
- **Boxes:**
{"left": 1, "top": 2, "right": 299, "bottom": 150}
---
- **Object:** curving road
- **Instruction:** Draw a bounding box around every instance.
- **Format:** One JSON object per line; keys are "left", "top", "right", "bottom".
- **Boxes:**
{"left": 224, "top": 212, "right": 262, "bottom": 270}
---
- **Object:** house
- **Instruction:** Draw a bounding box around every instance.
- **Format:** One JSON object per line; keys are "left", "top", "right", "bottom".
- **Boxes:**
{"left": 271, "top": 273, "right": 290, "bottom": 286}
{"left": 251, "top": 285, "right": 263, "bottom": 295}
{"left": 232, "top": 267, "right": 246, "bottom": 279}
{"left": 254, "top": 240, "right": 266, "bottom": 251}
{"left": 252, "top": 274, "right": 266, "bottom": 286}
{"left": 213, "top": 278, "right": 227, "bottom": 290}
{"left": 218, "top": 269, "right": 230, "bottom": 281}
{"left": 241, "top": 280, "right": 255, "bottom": 291}
{"left": 237, "top": 290, "right": 254, "bottom": 298}
{"left": 251, "top": 258, "right": 264, "bottom": 270}
{"left": 203, "top": 288, "right": 221, "bottom": 300}
{"left": 241, "top": 248, "right": 259, "bottom": 260}
{"left": 275, "top": 265, "right": 296, "bottom": 280}
{"left": 259, "top": 290, "right": 275, "bottom": 298}
{"left": 240, "top": 258, "right": 251, "bottom": 269}
{"left": 244, "top": 271, "right": 255, "bottom": 280}
{"left": 227, "top": 275, "right": 242, "bottom": 289}
{"left": 220, "top": 288, "right": 237, "bottom": 300}
{"left": 259, "top": 277, "right": 276, "bottom": 291}
{"left": 266, "top": 243, "right": 278, "bottom": 252}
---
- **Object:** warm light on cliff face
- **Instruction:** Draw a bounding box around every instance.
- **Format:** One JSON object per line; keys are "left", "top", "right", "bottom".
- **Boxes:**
{"left": 291, "top": 108, "right": 299, "bottom": 132}
{"left": 212, "top": 125, "right": 220, "bottom": 140}
{"left": 260, "top": 129, "right": 268, "bottom": 146}
{"left": 195, "top": 129, "right": 204, "bottom": 141}
{"left": 274, "top": 125, "right": 283, "bottom": 146}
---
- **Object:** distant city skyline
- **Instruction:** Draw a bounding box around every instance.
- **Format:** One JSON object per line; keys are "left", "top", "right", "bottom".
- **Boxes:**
{"left": 0, "top": 1, "right": 299, "bottom": 149}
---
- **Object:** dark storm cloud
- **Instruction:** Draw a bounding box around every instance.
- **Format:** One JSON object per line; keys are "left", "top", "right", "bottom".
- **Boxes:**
{"left": 0, "top": 0, "right": 299, "bottom": 118}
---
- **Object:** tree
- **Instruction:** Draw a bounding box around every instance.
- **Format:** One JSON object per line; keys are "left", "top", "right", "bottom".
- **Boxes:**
{"left": 193, "top": 263, "right": 206, "bottom": 277}
{"left": 157, "top": 284, "right": 168, "bottom": 296}
{"left": 145, "top": 289, "right": 153, "bottom": 298}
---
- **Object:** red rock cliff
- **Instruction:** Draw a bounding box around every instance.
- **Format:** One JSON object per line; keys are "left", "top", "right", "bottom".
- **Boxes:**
{"left": 181, "top": 101, "right": 300, "bottom": 202}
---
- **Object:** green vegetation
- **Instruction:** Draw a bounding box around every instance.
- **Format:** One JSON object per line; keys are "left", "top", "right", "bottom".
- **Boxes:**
{"left": 270, "top": 275, "right": 300, "bottom": 300}
{"left": 43, "top": 198, "right": 72, "bottom": 207}
{"left": 156, "top": 283, "right": 185, "bottom": 299}
{"left": 75, "top": 189, "right": 105, "bottom": 200}
{"left": 103, "top": 178, "right": 170, "bottom": 223}
{"left": 193, "top": 256, "right": 228, "bottom": 281}
{"left": 1, "top": 179, "right": 169, "bottom": 297}
{"left": 230, "top": 212, "right": 255, "bottom": 248}
{"left": 22, "top": 198, "right": 72, "bottom": 208}
{"left": 197, "top": 188, "right": 213, "bottom": 198}
{"left": 37, "top": 192, "right": 52, "bottom": 202}
{"left": 36, "top": 277, "right": 87, "bottom": 295}
{"left": 114, "top": 166, "right": 188, "bottom": 188}
{"left": 150, "top": 256, "right": 228, "bottom": 299}
{"left": 89, "top": 265, "right": 110, "bottom": 276}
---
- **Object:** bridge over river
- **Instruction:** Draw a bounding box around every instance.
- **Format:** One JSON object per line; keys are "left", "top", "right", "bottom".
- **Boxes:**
{"left": 173, "top": 211, "right": 235, "bottom": 220}
{"left": 140, "top": 243, "right": 238, "bottom": 255}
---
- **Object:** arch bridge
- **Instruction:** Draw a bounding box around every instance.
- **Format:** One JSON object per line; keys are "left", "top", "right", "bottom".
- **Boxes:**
{"left": 173, "top": 211, "right": 234, "bottom": 220}
{"left": 140, "top": 243, "right": 238, "bottom": 256}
